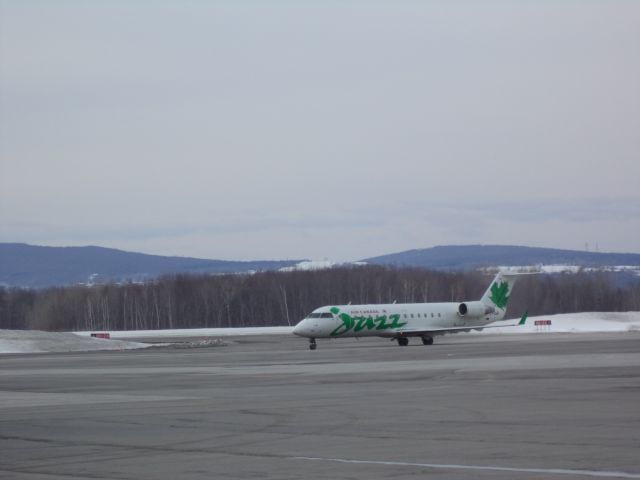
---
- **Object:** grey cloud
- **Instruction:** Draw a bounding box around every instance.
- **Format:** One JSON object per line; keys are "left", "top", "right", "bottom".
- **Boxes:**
{"left": 1, "top": 1, "right": 638, "bottom": 260}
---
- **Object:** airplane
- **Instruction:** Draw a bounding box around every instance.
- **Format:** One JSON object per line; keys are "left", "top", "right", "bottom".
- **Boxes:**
{"left": 293, "top": 271, "right": 527, "bottom": 350}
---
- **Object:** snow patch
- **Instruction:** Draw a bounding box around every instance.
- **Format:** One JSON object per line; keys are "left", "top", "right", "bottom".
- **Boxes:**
{"left": 487, "top": 265, "right": 582, "bottom": 274}
{"left": 483, "top": 265, "right": 640, "bottom": 275}
{"left": 74, "top": 326, "right": 294, "bottom": 339}
{"left": 481, "top": 311, "right": 640, "bottom": 334}
{"left": 3, "top": 312, "right": 639, "bottom": 354}
{"left": 0, "top": 329, "right": 151, "bottom": 354}
{"left": 279, "top": 260, "right": 367, "bottom": 272}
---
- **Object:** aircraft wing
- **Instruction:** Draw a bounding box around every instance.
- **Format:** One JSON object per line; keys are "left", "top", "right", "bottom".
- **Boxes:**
{"left": 397, "top": 312, "right": 528, "bottom": 337}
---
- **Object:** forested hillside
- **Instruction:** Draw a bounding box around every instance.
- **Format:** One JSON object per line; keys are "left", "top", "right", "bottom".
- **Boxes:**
{"left": 1, "top": 266, "right": 639, "bottom": 331}
{"left": 363, "top": 245, "right": 640, "bottom": 270}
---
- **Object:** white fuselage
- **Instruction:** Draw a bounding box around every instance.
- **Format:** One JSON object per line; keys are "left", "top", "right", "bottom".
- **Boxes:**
{"left": 293, "top": 301, "right": 503, "bottom": 339}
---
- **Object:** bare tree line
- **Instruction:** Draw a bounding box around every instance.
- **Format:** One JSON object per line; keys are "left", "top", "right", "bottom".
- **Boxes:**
{"left": 1, "top": 266, "right": 639, "bottom": 331}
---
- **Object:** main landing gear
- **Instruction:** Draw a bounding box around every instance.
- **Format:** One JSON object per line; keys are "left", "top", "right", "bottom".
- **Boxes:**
{"left": 309, "top": 338, "right": 317, "bottom": 350}
{"left": 395, "top": 336, "right": 434, "bottom": 346}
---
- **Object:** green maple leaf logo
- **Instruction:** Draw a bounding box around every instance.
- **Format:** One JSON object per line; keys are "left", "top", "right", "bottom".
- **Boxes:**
{"left": 489, "top": 281, "right": 510, "bottom": 309}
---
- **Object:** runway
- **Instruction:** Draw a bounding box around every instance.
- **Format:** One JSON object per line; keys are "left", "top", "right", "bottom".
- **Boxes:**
{"left": 1, "top": 332, "right": 639, "bottom": 479}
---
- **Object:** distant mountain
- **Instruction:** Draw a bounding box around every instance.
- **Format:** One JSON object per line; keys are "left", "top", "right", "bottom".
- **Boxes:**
{"left": 0, "top": 243, "right": 303, "bottom": 288}
{"left": 362, "top": 245, "right": 640, "bottom": 270}
{"left": 4, "top": 243, "right": 640, "bottom": 289}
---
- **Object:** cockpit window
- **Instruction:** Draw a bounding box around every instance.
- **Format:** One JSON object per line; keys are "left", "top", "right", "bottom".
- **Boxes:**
{"left": 306, "top": 312, "right": 334, "bottom": 319}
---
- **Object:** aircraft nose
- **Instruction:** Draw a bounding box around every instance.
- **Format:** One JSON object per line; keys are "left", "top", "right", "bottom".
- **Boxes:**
{"left": 293, "top": 319, "right": 310, "bottom": 337}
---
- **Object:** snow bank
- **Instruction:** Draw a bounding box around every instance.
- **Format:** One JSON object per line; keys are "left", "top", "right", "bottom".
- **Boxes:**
{"left": 0, "top": 329, "right": 151, "bottom": 354}
{"left": 481, "top": 311, "right": 640, "bottom": 334}
{"left": 73, "top": 326, "right": 294, "bottom": 339}
{"left": 3, "top": 312, "right": 639, "bottom": 354}
{"left": 74, "top": 313, "right": 640, "bottom": 340}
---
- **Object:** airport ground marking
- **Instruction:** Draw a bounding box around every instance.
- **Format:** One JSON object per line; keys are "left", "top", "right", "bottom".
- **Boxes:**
{"left": 293, "top": 456, "right": 640, "bottom": 479}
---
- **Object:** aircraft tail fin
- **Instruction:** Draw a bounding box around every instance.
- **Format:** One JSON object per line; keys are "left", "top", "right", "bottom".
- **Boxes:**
{"left": 480, "top": 272, "right": 519, "bottom": 315}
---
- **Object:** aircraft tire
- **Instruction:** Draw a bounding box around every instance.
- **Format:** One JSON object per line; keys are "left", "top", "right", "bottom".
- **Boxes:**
{"left": 421, "top": 336, "right": 434, "bottom": 345}
{"left": 309, "top": 343, "right": 317, "bottom": 350}
{"left": 397, "top": 337, "right": 409, "bottom": 347}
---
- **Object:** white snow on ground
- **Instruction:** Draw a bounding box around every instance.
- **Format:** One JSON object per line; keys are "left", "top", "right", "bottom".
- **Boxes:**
{"left": 279, "top": 260, "right": 367, "bottom": 272}
{"left": 486, "top": 265, "right": 640, "bottom": 275}
{"left": 480, "top": 311, "right": 640, "bottom": 334}
{"left": 488, "top": 265, "right": 582, "bottom": 274}
{"left": 279, "top": 260, "right": 338, "bottom": 272}
{"left": 279, "top": 260, "right": 337, "bottom": 272}
{"left": 2, "top": 312, "right": 639, "bottom": 354}
{"left": 73, "top": 326, "right": 294, "bottom": 339}
{"left": 0, "top": 329, "right": 151, "bottom": 354}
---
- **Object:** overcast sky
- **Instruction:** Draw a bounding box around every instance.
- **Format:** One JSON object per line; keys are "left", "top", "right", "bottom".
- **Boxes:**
{"left": 1, "top": 1, "right": 639, "bottom": 262}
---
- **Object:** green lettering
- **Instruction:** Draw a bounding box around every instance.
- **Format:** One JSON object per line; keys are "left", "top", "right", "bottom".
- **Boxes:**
{"left": 330, "top": 311, "right": 354, "bottom": 336}
{"left": 328, "top": 308, "right": 406, "bottom": 336}
{"left": 375, "top": 315, "right": 391, "bottom": 330}
{"left": 354, "top": 316, "right": 376, "bottom": 332}
{"left": 389, "top": 314, "right": 407, "bottom": 329}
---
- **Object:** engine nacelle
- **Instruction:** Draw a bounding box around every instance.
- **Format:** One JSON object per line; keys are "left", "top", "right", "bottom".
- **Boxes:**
{"left": 458, "top": 301, "right": 494, "bottom": 317}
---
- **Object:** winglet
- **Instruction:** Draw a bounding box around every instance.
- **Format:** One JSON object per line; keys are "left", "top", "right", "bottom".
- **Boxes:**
{"left": 518, "top": 311, "right": 528, "bottom": 326}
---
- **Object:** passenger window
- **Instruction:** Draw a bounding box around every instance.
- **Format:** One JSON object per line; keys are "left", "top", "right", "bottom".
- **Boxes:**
{"left": 404, "top": 314, "right": 407, "bottom": 319}
{"left": 431, "top": 313, "right": 434, "bottom": 318}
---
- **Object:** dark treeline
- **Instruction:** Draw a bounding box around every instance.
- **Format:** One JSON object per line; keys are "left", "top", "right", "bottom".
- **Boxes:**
{"left": 1, "top": 266, "right": 639, "bottom": 331}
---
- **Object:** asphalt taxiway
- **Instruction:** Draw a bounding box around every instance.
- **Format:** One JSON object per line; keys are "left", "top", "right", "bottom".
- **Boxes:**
{"left": 1, "top": 332, "right": 639, "bottom": 479}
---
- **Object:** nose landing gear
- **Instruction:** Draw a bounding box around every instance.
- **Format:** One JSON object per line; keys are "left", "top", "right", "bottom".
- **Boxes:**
{"left": 309, "top": 338, "right": 317, "bottom": 350}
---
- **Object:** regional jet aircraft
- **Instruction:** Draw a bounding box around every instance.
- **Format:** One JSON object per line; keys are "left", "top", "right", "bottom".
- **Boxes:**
{"left": 293, "top": 272, "right": 527, "bottom": 349}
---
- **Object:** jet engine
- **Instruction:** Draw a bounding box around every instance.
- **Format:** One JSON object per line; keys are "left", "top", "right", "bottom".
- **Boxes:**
{"left": 457, "top": 301, "right": 495, "bottom": 317}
